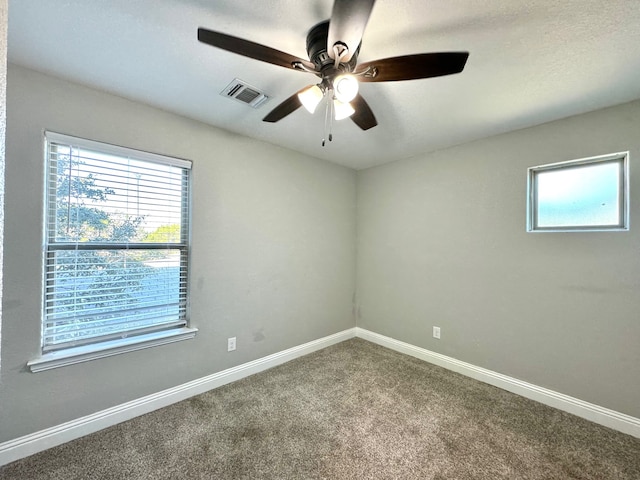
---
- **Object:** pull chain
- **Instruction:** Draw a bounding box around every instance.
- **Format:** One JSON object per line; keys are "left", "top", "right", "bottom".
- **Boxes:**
{"left": 322, "top": 92, "right": 334, "bottom": 146}
{"left": 328, "top": 96, "right": 334, "bottom": 143}
{"left": 322, "top": 98, "right": 329, "bottom": 146}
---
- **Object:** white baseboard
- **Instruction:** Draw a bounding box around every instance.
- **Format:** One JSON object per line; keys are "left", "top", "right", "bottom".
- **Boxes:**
{"left": 355, "top": 327, "right": 640, "bottom": 438}
{"left": 0, "top": 328, "right": 356, "bottom": 467}
{"left": 3, "top": 326, "right": 637, "bottom": 468}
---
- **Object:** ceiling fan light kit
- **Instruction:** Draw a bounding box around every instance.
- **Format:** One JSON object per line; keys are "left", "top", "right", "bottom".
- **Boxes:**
{"left": 298, "top": 84, "right": 325, "bottom": 113}
{"left": 333, "top": 99, "right": 356, "bottom": 120}
{"left": 333, "top": 74, "right": 359, "bottom": 103}
{"left": 198, "top": 0, "right": 469, "bottom": 142}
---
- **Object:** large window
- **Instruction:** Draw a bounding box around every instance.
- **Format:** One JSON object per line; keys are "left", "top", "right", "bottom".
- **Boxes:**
{"left": 527, "top": 152, "right": 629, "bottom": 232}
{"left": 42, "top": 132, "right": 192, "bottom": 356}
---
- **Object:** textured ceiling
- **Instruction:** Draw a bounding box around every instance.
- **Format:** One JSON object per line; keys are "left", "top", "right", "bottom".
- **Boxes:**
{"left": 8, "top": 0, "right": 640, "bottom": 169}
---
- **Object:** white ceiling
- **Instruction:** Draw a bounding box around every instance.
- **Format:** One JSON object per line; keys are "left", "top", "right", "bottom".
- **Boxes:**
{"left": 8, "top": 0, "right": 640, "bottom": 170}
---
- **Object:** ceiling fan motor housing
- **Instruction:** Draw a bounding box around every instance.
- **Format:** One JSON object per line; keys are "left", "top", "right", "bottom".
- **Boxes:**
{"left": 306, "top": 21, "right": 360, "bottom": 76}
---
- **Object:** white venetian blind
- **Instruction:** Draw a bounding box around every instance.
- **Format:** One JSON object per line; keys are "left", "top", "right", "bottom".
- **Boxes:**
{"left": 43, "top": 132, "right": 191, "bottom": 351}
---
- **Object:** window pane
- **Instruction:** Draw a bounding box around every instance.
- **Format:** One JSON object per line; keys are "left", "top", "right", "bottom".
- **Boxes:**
{"left": 44, "top": 132, "right": 191, "bottom": 351}
{"left": 51, "top": 145, "right": 187, "bottom": 243}
{"left": 536, "top": 161, "right": 621, "bottom": 228}
{"left": 44, "top": 249, "right": 186, "bottom": 349}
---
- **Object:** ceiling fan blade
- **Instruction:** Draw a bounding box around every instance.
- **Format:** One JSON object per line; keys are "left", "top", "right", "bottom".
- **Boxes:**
{"left": 262, "top": 87, "right": 310, "bottom": 123}
{"left": 327, "top": 0, "right": 376, "bottom": 62}
{"left": 198, "top": 28, "right": 316, "bottom": 72}
{"left": 355, "top": 52, "right": 469, "bottom": 82}
{"left": 350, "top": 94, "right": 377, "bottom": 130}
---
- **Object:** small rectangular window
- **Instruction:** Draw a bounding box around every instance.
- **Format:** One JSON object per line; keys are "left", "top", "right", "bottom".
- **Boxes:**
{"left": 43, "top": 132, "right": 192, "bottom": 352}
{"left": 527, "top": 152, "right": 629, "bottom": 232}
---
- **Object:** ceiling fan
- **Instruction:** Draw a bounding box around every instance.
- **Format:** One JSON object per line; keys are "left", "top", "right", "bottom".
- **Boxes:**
{"left": 198, "top": 0, "right": 468, "bottom": 142}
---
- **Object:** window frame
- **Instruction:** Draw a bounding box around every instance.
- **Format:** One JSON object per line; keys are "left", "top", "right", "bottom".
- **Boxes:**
{"left": 527, "top": 152, "right": 630, "bottom": 233}
{"left": 29, "top": 132, "right": 197, "bottom": 372}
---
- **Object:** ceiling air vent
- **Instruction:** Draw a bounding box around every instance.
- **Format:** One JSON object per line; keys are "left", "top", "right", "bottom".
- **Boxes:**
{"left": 221, "top": 78, "right": 269, "bottom": 108}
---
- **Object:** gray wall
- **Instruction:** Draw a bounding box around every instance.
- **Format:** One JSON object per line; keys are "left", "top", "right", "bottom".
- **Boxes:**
{"left": 357, "top": 99, "right": 640, "bottom": 418}
{"left": 0, "top": 0, "right": 6, "bottom": 373}
{"left": 0, "top": 65, "right": 357, "bottom": 442}
{"left": 3, "top": 61, "right": 639, "bottom": 446}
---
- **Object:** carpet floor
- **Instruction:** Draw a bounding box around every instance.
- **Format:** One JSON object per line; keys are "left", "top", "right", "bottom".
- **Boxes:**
{"left": 1, "top": 338, "right": 639, "bottom": 479}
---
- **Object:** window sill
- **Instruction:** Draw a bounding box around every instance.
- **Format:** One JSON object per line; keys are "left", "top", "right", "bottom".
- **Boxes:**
{"left": 27, "top": 327, "right": 198, "bottom": 373}
{"left": 527, "top": 227, "right": 629, "bottom": 233}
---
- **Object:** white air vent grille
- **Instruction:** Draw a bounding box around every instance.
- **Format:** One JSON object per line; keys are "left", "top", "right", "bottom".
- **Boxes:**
{"left": 221, "top": 79, "right": 270, "bottom": 108}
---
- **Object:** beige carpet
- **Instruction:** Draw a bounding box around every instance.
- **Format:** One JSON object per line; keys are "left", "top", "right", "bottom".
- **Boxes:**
{"left": 1, "top": 338, "right": 639, "bottom": 479}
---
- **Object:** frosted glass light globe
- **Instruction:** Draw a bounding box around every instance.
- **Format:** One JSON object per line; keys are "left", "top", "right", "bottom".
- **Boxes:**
{"left": 333, "top": 74, "right": 359, "bottom": 103}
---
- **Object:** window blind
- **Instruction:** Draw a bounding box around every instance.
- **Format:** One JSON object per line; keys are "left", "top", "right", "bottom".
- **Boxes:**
{"left": 44, "top": 132, "right": 191, "bottom": 351}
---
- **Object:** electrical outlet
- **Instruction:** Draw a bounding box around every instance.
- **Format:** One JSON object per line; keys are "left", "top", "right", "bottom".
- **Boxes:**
{"left": 227, "top": 337, "right": 236, "bottom": 351}
{"left": 433, "top": 326, "right": 441, "bottom": 339}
